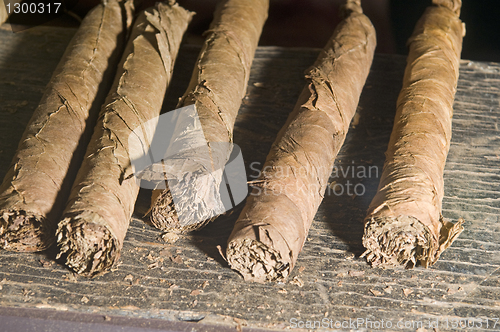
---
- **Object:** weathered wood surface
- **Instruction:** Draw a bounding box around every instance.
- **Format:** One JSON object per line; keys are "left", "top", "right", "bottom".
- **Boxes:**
{"left": 0, "top": 24, "right": 499, "bottom": 331}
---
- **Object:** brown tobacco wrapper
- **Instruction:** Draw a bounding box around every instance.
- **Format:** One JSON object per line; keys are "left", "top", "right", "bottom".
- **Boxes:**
{"left": 149, "top": 0, "right": 269, "bottom": 232}
{"left": 226, "top": 0, "right": 376, "bottom": 283}
{"left": 0, "top": 0, "right": 7, "bottom": 25}
{"left": 56, "top": 2, "right": 193, "bottom": 277}
{"left": 0, "top": 0, "right": 135, "bottom": 252}
{"left": 362, "top": 0, "right": 465, "bottom": 268}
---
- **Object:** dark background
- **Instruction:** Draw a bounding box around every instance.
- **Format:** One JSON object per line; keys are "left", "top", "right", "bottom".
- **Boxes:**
{"left": 24, "top": 0, "right": 500, "bottom": 63}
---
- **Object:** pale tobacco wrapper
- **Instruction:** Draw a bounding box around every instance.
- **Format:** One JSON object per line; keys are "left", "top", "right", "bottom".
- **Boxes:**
{"left": 149, "top": 0, "right": 269, "bottom": 232}
{"left": 226, "top": 0, "right": 376, "bottom": 283}
{"left": 0, "top": 0, "right": 7, "bottom": 25}
{"left": 362, "top": 0, "right": 465, "bottom": 268}
{"left": 56, "top": 1, "right": 193, "bottom": 277}
{"left": 0, "top": 0, "right": 135, "bottom": 251}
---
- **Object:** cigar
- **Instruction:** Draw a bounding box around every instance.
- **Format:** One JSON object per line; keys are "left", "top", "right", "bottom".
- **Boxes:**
{"left": 0, "top": 0, "right": 135, "bottom": 251}
{"left": 56, "top": 1, "right": 193, "bottom": 277}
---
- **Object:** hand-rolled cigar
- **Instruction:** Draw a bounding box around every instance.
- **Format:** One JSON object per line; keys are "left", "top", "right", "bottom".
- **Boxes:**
{"left": 149, "top": 0, "right": 269, "bottom": 232}
{"left": 0, "top": 0, "right": 135, "bottom": 252}
{"left": 362, "top": 0, "right": 465, "bottom": 268}
{"left": 226, "top": 0, "right": 376, "bottom": 283}
{"left": 56, "top": 1, "right": 193, "bottom": 277}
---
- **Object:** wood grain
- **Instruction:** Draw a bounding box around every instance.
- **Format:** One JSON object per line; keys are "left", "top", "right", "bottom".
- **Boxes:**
{"left": 0, "top": 24, "right": 499, "bottom": 330}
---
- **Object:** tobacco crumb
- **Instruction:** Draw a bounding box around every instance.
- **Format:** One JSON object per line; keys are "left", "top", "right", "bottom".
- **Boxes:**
{"left": 124, "top": 274, "right": 134, "bottom": 284}
{"left": 384, "top": 286, "right": 393, "bottom": 294}
{"left": 148, "top": 261, "right": 161, "bottom": 269}
{"left": 39, "top": 258, "right": 54, "bottom": 268}
{"left": 171, "top": 255, "right": 183, "bottom": 264}
{"left": 345, "top": 253, "right": 355, "bottom": 260}
{"left": 370, "top": 289, "right": 383, "bottom": 296}
{"left": 289, "top": 276, "right": 304, "bottom": 287}
{"left": 190, "top": 289, "right": 202, "bottom": 296}
{"left": 403, "top": 288, "right": 413, "bottom": 296}
{"left": 278, "top": 288, "right": 287, "bottom": 294}
{"left": 161, "top": 232, "right": 179, "bottom": 243}
{"left": 81, "top": 296, "right": 89, "bottom": 304}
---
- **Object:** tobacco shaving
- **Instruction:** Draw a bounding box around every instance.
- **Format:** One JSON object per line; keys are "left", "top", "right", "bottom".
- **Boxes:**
{"left": 362, "top": 0, "right": 465, "bottom": 268}
{"left": 56, "top": 1, "right": 192, "bottom": 277}
{"left": 0, "top": 0, "right": 135, "bottom": 251}
{"left": 149, "top": 0, "right": 269, "bottom": 232}
{"left": 226, "top": 0, "right": 376, "bottom": 283}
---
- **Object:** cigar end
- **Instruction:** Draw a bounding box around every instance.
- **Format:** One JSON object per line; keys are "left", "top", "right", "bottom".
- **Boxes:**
{"left": 432, "top": 0, "right": 462, "bottom": 16}
{"left": 150, "top": 189, "right": 181, "bottom": 230}
{"left": 361, "top": 215, "right": 437, "bottom": 268}
{"left": 0, "top": 209, "right": 54, "bottom": 252}
{"left": 149, "top": 185, "right": 217, "bottom": 233}
{"left": 56, "top": 216, "right": 119, "bottom": 278}
{"left": 226, "top": 238, "right": 290, "bottom": 283}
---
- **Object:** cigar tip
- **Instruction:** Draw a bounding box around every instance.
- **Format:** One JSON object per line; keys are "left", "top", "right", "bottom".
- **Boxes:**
{"left": 226, "top": 238, "right": 290, "bottom": 283}
{"left": 56, "top": 216, "right": 119, "bottom": 278}
{"left": 432, "top": 0, "right": 462, "bottom": 16}
{"left": 362, "top": 215, "right": 436, "bottom": 269}
{"left": 341, "top": 0, "right": 363, "bottom": 17}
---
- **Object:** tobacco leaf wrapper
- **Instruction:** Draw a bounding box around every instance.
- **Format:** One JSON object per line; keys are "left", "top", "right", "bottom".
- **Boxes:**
{"left": 362, "top": 0, "right": 465, "bottom": 268}
{"left": 56, "top": 2, "right": 192, "bottom": 277}
{"left": 149, "top": 0, "right": 269, "bottom": 232}
{"left": 0, "top": 0, "right": 134, "bottom": 252}
{"left": 0, "top": 0, "right": 7, "bottom": 25}
{"left": 226, "top": 0, "right": 376, "bottom": 283}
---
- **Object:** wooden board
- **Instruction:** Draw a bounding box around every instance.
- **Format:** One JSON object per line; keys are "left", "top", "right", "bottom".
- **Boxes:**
{"left": 0, "top": 23, "right": 499, "bottom": 331}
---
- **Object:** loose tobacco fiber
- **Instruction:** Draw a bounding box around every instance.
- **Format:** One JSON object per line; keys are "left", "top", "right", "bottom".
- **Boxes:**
{"left": 226, "top": 0, "right": 376, "bottom": 283}
{"left": 0, "top": 0, "right": 134, "bottom": 251}
{"left": 362, "top": 0, "right": 465, "bottom": 268}
{"left": 56, "top": 1, "right": 192, "bottom": 277}
{"left": 149, "top": 0, "right": 269, "bottom": 232}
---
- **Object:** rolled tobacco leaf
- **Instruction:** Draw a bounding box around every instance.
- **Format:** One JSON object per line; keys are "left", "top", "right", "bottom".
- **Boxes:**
{"left": 56, "top": 1, "right": 192, "bottom": 277}
{"left": 149, "top": 0, "right": 269, "bottom": 232}
{"left": 0, "top": 0, "right": 7, "bottom": 25}
{"left": 0, "top": 0, "right": 135, "bottom": 252}
{"left": 362, "top": 0, "right": 465, "bottom": 268}
{"left": 226, "top": 0, "right": 376, "bottom": 283}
